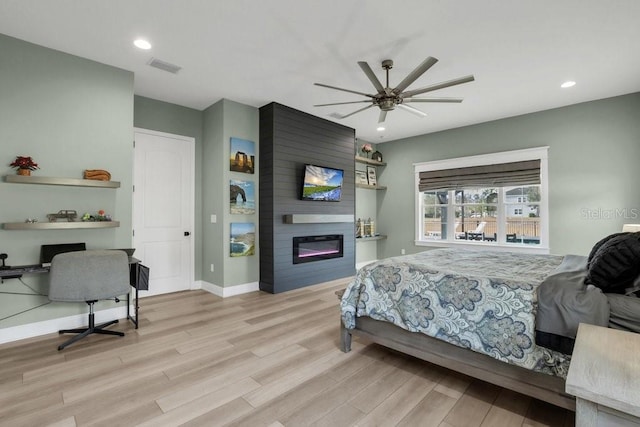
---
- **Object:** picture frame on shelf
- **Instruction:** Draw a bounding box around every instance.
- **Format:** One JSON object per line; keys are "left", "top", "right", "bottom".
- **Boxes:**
{"left": 355, "top": 170, "right": 368, "bottom": 185}
{"left": 366, "top": 165, "right": 377, "bottom": 186}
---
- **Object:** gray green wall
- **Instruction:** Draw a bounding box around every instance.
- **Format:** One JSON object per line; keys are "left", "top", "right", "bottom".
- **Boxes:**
{"left": 202, "top": 99, "right": 259, "bottom": 287}
{"left": 0, "top": 34, "right": 134, "bottom": 327}
{"left": 0, "top": 34, "right": 260, "bottom": 333}
{"left": 375, "top": 92, "right": 640, "bottom": 258}
{"left": 355, "top": 142, "right": 381, "bottom": 265}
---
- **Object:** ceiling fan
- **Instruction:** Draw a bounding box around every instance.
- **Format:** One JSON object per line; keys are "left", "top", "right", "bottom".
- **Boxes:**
{"left": 314, "top": 57, "right": 474, "bottom": 123}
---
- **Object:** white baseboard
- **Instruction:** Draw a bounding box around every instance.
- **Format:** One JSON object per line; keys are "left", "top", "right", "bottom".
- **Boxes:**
{"left": 199, "top": 280, "right": 260, "bottom": 298}
{"left": 0, "top": 305, "right": 130, "bottom": 345}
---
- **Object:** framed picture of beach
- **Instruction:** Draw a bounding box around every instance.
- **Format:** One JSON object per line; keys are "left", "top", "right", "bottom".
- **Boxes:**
{"left": 230, "top": 179, "right": 255, "bottom": 214}
{"left": 230, "top": 222, "right": 255, "bottom": 257}
{"left": 229, "top": 137, "right": 255, "bottom": 174}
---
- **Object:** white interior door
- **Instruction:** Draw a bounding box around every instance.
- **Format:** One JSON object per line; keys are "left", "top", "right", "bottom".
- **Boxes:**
{"left": 133, "top": 129, "right": 194, "bottom": 296}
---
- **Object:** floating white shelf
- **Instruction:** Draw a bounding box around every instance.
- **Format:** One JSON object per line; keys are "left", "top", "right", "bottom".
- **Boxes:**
{"left": 4, "top": 174, "right": 120, "bottom": 188}
{"left": 356, "top": 183, "right": 387, "bottom": 190}
{"left": 355, "top": 156, "right": 386, "bottom": 166}
{"left": 2, "top": 221, "right": 120, "bottom": 230}
{"left": 356, "top": 235, "right": 387, "bottom": 242}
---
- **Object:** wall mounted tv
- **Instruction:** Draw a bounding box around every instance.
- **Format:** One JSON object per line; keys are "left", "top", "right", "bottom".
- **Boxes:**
{"left": 301, "top": 164, "right": 344, "bottom": 202}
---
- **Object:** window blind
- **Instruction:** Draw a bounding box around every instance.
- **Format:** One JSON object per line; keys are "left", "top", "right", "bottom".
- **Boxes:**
{"left": 418, "top": 159, "right": 541, "bottom": 192}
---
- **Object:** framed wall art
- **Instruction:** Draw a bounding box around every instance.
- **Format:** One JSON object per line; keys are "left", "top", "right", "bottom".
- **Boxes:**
{"left": 229, "top": 137, "right": 255, "bottom": 174}
{"left": 355, "top": 170, "right": 368, "bottom": 185}
{"left": 230, "top": 222, "right": 255, "bottom": 257}
{"left": 230, "top": 179, "right": 255, "bottom": 214}
{"left": 366, "top": 165, "right": 377, "bottom": 186}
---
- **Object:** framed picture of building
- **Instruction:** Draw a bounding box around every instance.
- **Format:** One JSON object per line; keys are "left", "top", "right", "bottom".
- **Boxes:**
{"left": 229, "top": 137, "right": 255, "bottom": 174}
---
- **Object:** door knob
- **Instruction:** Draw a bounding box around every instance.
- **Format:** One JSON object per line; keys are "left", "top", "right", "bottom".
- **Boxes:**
{"left": 184, "top": 231, "right": 191, "bottom": 236}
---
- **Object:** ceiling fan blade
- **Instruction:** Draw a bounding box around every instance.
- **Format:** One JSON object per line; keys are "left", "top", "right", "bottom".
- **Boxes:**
{"left": 358, "top": 61, "right": 385, "bottom": 93}
{"left": 314, "top": 83, "right": 375, "bottom": 98}
{"left": 397, "top": 104, "right": 427, "bottom": 118}
{"left": 401, "top": 75, "right": 475, "bottom": 98}
{"left": 392, "top": 56, "right": 439, "bottom": 95}
{"left": 378, "top": 110, "right": 387, "bottom": 123}
{"left": 403, "top": 97, "right": 463, "bottom": 103}
{"left": 336, "top": 104, "right": 375, "bottom": 119}
{"left": 314, "top": 100, "right": 371, "bottom": 107}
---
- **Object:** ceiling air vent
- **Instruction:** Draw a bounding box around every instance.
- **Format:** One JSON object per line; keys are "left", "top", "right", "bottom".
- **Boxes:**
{"left": 147, "top": 58, "right": 182, "bottom": 74}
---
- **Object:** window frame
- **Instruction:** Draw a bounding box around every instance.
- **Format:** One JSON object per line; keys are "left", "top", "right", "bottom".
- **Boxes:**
{"left": 414, "top": 147, "right": 549, "bottom": 254}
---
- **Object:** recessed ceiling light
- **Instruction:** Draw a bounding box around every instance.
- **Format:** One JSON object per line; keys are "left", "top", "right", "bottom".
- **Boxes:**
{"left": 561, "top": 81, "right": 576, "bottom": 88}
{"left": 377, "top": 126, "right": 385, "bottom": 131}
{"left": 134, "top": 39, "right": 152, "bottom": 50}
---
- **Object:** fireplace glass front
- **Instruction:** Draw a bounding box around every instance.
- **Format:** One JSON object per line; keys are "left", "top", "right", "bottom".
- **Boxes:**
{"left": 293, "top": 234, "right": 344, "bottom": 264}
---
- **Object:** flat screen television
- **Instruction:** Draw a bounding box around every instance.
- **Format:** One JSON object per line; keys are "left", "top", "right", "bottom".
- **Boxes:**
{"left": 301, "top": 164, "right": 344, "bottom": 202}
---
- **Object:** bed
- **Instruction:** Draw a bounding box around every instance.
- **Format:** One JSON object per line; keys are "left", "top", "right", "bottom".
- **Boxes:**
{"left": 339, "top": 234, "right": 640, "bottom": 411}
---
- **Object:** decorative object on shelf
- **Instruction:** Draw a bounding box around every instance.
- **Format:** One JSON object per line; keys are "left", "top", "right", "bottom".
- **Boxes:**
{"left": 362, "top": 218, "right": 372, "bottom": 237}
{"left": 355, "top": 170, "right": 368, "bottom": 185}
{"left": 47, "top": 210, "right": 78, "bottom": 222}
{"left": 25, "top": 218, "right": 38, "bottom": 223}
{"left": 9, "top": 156, "right": 39, "bottom": 176}
{"left": 366, "top": 165, "right": 377, "bottom": 186}
{"left": 81, "top": 210, "right": 112, "bottom": 222}
{"left": 360, "top": 143, "right": 372, "bottom": 158}
{"left": 83, "top": 169, "right": 111, "bottom": 181}
{"left": 371, "top": 150, "right": 383, "bottom": 163}
{"left": 355, "top": 218, "right": 363, "bottom": 238}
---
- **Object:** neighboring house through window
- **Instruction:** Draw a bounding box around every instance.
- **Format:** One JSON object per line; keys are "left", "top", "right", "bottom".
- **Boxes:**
{"left": 414, "top": 147, "right": 549, "bottom": 253}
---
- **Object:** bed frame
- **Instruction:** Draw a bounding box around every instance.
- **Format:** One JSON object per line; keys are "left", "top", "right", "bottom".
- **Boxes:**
{"left": 340, "top": 316, "right": 576, "bottom": 411}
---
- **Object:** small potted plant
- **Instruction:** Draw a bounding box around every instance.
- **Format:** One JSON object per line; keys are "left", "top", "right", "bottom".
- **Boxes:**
{"left": 10, "top": 156, "right": 39, "bottom": 176}
{"left": 360, "top": 143, "right": 372, "bottom": 158}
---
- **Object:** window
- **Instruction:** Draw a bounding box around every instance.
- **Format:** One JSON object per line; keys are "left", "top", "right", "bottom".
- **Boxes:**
{"left": 414, "top": 147, "right": 548, "bottom": 252}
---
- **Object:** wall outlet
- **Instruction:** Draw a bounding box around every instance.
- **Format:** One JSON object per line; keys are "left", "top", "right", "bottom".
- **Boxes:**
{"left": 210, "top": 263, "right": 214, "bottom": 272}
{"left": 210, "top": 214, "right": 217, "bottom": 223}
{"left": 401, "top": 249, "right": 406, "bottom": 255}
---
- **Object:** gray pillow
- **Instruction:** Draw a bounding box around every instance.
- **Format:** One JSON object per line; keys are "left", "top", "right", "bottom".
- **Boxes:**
{"left": 586, "top": 232, "right": 640, "bottom": 293}
{"left": 607, "top": 293, "right": 640, "bottom": 333}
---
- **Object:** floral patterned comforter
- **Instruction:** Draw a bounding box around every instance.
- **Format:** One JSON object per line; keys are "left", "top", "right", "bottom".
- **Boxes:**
{"left": 341, "top": 248, "right": 572, "bottom": 378}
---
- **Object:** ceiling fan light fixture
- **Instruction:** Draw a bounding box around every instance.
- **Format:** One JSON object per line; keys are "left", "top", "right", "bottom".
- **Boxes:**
{"left": 314, "top": 57, "right": 474, "bottom": 123}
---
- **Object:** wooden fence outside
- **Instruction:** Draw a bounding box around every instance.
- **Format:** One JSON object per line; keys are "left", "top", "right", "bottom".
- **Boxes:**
{"left": 424, "top": 217, "right": 540, "bottom": 238}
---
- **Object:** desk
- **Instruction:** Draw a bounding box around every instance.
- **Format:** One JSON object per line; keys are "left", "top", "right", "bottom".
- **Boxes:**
{"left": 566, "top": 323, "right": 640, "bottom": 426}
{"left": 0, "top": 257, "right": 143, "bottom": 328}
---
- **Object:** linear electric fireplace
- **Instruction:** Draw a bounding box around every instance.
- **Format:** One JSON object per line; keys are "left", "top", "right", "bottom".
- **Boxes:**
{"left": 293, "top": 234, "right": 344, "bottom": 264}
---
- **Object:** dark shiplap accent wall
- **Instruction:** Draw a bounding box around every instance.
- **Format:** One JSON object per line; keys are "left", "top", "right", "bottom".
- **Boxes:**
{"left": 259, "top": 103, "right": 356, "bottom": 293}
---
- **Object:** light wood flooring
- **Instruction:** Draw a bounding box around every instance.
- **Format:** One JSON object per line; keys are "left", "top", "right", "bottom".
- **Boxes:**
{"left": 0, "top": 279, "right": 575, "bottom": 426}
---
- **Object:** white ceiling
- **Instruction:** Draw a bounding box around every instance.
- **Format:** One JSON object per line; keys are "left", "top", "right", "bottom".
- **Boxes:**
{"left": 1, "top": 1, "right": 639, "bottom": 143}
